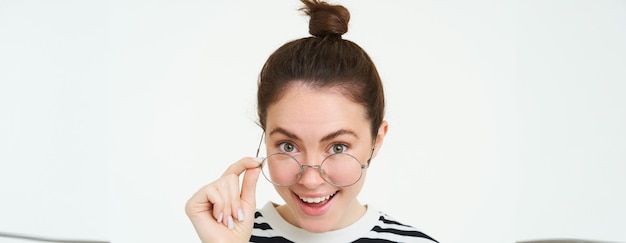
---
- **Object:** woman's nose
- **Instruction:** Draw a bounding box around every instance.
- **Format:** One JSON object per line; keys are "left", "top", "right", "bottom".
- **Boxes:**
{"left": 297, "top": 156, "right": 327, "bottom": 187}
{"left": 298, "top": 166, "right": 326, "bottom": 187}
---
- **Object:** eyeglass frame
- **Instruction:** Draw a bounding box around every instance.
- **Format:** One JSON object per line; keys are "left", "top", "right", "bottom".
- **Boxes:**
{"left": 255, "top": 131, "right": 376, "bottom": 187}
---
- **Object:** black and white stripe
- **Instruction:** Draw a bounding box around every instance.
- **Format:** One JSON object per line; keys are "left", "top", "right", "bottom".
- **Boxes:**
{"left": 353, "top": 215, "right": 439, "bottom": 243}
{"left": 250, "top": 207, "right": 437, "bottom": 243}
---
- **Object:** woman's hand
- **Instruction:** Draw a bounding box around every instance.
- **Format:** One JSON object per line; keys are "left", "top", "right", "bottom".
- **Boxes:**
{"left": 185, "top": 157, "right": 262, "bottom": 243}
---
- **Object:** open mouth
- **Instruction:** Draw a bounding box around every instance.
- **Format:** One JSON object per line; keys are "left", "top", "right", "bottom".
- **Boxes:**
{"left": 299, "top": 192, "right": 336, "bottom": 204}
{"left": 293, "top": 190, "right": 339, "bottom": 216}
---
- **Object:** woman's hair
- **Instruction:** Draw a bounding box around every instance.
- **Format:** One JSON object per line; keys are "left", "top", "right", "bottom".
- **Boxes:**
{"left": 257, "top": 0, "right": 385, "bottom": 138}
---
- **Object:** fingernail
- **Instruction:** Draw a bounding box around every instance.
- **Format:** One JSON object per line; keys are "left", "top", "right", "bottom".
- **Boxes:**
{"left": 237, "top": 208, "right": 244, "bottom": 221}
{"left": 217, "top": 212, "right": 223, "bottom": 223}
{"left": 253, "top": 157, "right": 263, "bottom": 163}
{"left": 227, "top": 215, "right": 234, "bottom": 230}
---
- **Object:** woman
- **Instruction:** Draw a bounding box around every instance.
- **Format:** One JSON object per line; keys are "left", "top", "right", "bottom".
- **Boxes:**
{"left": 185, "top": 0, "right": 437, "bottom": 242}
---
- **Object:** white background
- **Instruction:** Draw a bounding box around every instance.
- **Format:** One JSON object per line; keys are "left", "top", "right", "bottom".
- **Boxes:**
{"left": 1, "top": 1, "right": 625, "bottom": 243}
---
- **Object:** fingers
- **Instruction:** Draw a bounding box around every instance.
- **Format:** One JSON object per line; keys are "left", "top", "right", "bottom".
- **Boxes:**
{"left": 241, "top": 160, "right": 262, "bottom": 206}
{"left": 218, "top": 173, "right": 240, "bottom": 229}
{"left": 222, "top": 157, "right": 262, "bottom": 224}
{"left": 187, "top": 157, "right": 262, "bottom": 230}
{"left": 222, "top": 157, "right": 263, "bottom": 177}
{"left": 185, "top": 182, "right": 223, "bottom": 237}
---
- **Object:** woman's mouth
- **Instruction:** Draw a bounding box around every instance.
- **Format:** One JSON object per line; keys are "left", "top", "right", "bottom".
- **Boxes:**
{"left": 295, "top": 191, "right": 337, "bottom": 216}
{"left": 299, "top": 192, "right": 336, "bottom": 203}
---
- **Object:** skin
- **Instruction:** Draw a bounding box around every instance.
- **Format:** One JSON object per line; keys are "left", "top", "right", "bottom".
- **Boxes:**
{"left": 185, "top": 82, "right": 388, "bottom": 242}
{"left": 185, "top": 157, "right": 262, "bottom": 243}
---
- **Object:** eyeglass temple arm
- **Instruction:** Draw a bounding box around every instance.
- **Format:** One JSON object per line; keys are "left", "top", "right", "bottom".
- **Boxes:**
{"left": 255, "top": 131, "right": 265, "bottom": 158}
{"left": 366, "top": 138, "right": 377, "bottom": 165}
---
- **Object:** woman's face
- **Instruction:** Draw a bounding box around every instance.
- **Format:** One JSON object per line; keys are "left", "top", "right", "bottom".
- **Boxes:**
{"left": 264, "top": 82, "right": 387, "bottom": 232}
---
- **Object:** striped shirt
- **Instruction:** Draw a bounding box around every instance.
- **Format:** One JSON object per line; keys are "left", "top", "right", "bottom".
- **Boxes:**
{"left": 250, "top": 202, "right": 438, "bottom": 243}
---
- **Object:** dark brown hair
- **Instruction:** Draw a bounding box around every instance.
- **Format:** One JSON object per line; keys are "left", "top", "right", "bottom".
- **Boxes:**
{"left": 257, "top": 0, "right": 384, "bottom": 138}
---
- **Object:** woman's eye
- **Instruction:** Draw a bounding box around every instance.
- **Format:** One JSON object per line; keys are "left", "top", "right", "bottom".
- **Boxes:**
{"left": 330, "top": 144, "right": 347, "bottom": 154}
{"left": 278, "top": 142, "right": 297, "bottom": 153}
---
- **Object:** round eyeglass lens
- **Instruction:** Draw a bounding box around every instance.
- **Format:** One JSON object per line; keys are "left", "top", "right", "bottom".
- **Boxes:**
{"left": 260, "top": 153, "right": 365, "bottom": 187}
{"left": 320, "top": 153, "right": 364, "bottom": 186}
{"left": 261, "top": 153, "right": 301, "bottom": 187}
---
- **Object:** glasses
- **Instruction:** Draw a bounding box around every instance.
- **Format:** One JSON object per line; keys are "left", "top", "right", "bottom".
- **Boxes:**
{"left": 255, "top": 132, "right": 375, "bottom": 187}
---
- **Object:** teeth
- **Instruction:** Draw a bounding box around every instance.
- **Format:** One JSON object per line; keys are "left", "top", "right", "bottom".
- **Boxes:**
{"left": 299, "top": 192, "right": 335, "bottom": 203}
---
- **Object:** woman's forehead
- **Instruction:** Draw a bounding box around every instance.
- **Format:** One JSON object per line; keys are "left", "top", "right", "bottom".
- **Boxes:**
{"left": 265, "top": 84, "right": 370, "bottom": 138}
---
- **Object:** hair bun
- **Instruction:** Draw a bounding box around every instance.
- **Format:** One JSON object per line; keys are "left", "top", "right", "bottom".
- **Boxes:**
{"left": 300, "top": 0, "right": 350, "bottom": 38}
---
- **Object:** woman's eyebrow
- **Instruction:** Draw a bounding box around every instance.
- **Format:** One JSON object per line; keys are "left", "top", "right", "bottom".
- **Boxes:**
{"left": 268, "top": 127, "right": 301, "bottom": 141}
{"left": 268, "top": 128, "right": 358, "bottom": 143}
{"left": 320, "top": 129, "right": 358, "bottom": 143}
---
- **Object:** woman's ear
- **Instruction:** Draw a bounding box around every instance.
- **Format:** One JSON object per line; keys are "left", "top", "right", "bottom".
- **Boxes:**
{"left": 372, "top": 120, "right": 389, "bottom": 158}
